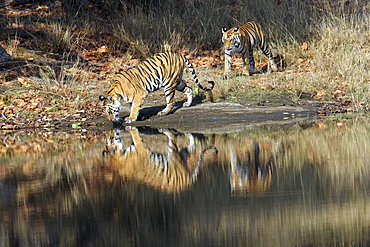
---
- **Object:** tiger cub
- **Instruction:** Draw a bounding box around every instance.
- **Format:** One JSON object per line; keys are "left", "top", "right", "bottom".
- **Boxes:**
{"left": 99, "top": 52, "right": 214, "bottom": 123}
{"left": 222, "top": 21, "right": 278, "bottom": 78}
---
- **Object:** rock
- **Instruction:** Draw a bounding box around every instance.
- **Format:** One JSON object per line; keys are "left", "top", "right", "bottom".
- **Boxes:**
{"left": 0, "top": 45, "right": 11, "bottom": 63}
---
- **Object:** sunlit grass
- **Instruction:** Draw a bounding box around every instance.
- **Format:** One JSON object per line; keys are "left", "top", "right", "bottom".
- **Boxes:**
{"left": 44, "top": 21, "right": 76, "bottom": 54}
{"left": 2, "top": 0, "right": 370, "bottom": 110}
{"left": 109, "top": 0, "right": 370, "bottom": 106}
{"left": 309, "top": 15, "right": 370, "bottom": 105}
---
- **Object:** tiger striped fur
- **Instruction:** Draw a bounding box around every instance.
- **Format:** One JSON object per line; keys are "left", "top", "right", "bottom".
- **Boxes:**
{"left": 99, "top": 52, "right": 214, "bottom": 123}
{"left": 222, "top": 21, "right": 278, "bottom": 78}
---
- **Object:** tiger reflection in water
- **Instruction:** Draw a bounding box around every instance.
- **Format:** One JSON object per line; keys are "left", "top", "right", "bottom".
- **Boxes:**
{"left": 229, "top": 142, "right": 276, "bottom": 196}
{"left": 103, "top": 127, "right": 217, "bottom": 193}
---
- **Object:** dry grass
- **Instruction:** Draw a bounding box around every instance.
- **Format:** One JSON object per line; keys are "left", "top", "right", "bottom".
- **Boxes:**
{"left": 98, "top": 0, "right": 370, "bottom": 106}
{"left": 106, "top": 0, "right": 318, "bottom": 55}
{"left": 310, "top": 15, "right": 370, "bottom": 104}
{"left": 2, "top": 0, "right": 370, "bottom": 109}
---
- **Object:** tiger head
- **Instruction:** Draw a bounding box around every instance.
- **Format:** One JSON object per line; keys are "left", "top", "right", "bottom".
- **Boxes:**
{"left": 222, "top": 27, "right": 241, "bottom": 54}
{"left": 99, "top": 93, "right": 122, "bottom": 122}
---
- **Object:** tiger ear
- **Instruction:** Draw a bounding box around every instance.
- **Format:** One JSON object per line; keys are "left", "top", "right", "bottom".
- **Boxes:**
{"left": 99, "top": 95, "right": 106, "bottom": 101}
{"left": 222, "top": 27, "right": 227, "bottom": 33}
{"left": 234, "top": 27, "right": 239, "bottom": 32}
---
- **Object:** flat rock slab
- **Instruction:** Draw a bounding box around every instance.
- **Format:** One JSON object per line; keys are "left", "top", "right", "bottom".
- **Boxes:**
{"left": 106, "top": 102, "right": 318, "bottom": 133}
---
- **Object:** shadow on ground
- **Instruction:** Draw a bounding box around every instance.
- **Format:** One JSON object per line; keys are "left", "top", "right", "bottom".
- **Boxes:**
{"left": 104, "top": 102, "right": 318, "bottom": 134}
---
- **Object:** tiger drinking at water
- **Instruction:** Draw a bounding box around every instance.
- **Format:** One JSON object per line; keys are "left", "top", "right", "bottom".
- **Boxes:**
{"left": 99, "top": 52, "right": 214, "bottom": 123}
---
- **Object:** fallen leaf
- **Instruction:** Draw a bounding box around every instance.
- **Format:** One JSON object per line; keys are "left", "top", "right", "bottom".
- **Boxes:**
{"left": 10, "top": 99, "right": 27, "bottom": 107}
{"left": 314, "top": 122, "right": 326, "bottom": 129}
{"left": 336, "top": 122, "right": 345, "bottom": 128}
{"left": 97, "top": 46, "right": 109, "bottom": 53}
{"left": 301, "top": 42, "right": 308, "bottom": 51}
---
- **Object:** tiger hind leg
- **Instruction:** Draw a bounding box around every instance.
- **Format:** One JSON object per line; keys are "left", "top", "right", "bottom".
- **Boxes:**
{"left": 176, "top": 80, "right": 193, "bottom": 107}
{"left": 182, "top": 87, "right": 193, "bottom": 107}
{"left": 260, "top": 44, "right": 278, "bottom": 73}
{"left": 268, "top": 57, "right": 278, "bottom": 73}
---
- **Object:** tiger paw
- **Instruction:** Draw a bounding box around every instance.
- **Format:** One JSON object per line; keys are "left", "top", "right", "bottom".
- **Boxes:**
{"left": 158, "top": 128, "right": 169, "bottom": 134}
{"left": 112, "top": 116, "right": 124, "bottom": 123}
{"left": 157, "top": 111, "right": 170, "bottom": 116}
{"left": 222, "top": 75, "right": 230, "bottom": 80}
{"left": 183, "top": 102, "right": 191, "bottom": 107}
{"left": 124, "top": 117, "right": 136, "bottom": 123}
{"left": 247, "top": 70, "right": 259, "bottom": 76}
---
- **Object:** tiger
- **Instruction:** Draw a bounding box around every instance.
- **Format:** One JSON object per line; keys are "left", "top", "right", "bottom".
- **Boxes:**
{"left": 102, "top": 127, "right": 217, "bottom": 193}
{"left": 222, "top": 21, "right": 278, "bottom": 78}
{"left": 99, "top": 52, "right": 215, "bottom": 123}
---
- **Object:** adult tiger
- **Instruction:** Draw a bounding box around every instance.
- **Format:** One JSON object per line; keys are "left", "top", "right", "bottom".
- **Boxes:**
{"left": 99, "top": 52, "right": 215, "bottom": 123}
{"left": 222, "top": 21, "right": 278, "bottom": 78}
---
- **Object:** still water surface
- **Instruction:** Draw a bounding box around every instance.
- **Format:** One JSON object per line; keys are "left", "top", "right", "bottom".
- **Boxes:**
{"left": 1, "top": 117, "right": 370, "bottom": 246}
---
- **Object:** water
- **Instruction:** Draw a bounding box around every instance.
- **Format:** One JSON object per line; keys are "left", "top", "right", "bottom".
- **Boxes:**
{"left": 1, "top": 117, "right": 370, "bottom": 246}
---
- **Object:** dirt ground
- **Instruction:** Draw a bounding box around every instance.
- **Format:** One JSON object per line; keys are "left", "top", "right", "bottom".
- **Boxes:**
{"left": 100, "top": 100, "right": 317, "bottom": 133}
{"left": 1, "top": 1, "right": 368, "bottom": 134}
{"left": 1, "top": 80, "right": 356, "bottom": 133}
{"left": 91, "top": 87, "right": 362, "bottom": 133}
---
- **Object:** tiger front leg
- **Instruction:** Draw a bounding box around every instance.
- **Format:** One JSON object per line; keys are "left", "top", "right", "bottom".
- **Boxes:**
{"left": 223, "top": 52, "right": 232, "bottom": 79}
{"left": 125, "top": 94, "right": 146, "bottom": 123}
{"left": 245, "top": 49, "right": 255, "bottom": 76}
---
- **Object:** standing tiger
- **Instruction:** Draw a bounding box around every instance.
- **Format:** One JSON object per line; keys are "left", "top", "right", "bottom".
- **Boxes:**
{"left": 222, "top": 21, "right": 278, "bottom": 78}
{"left": 99, "top": 52, "right": 215, "bottom": 123}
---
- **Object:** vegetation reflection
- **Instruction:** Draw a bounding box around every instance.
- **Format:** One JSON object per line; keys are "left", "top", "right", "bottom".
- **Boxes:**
{"left": 0, "top": 118, "right": 370, "bottom": 246}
